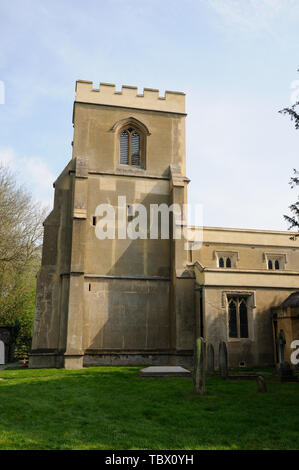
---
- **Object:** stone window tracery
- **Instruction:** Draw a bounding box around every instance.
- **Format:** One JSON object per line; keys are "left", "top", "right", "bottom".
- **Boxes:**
{"left": 120, "top": 127, "right": 142, "bottom": 166}
{"left": 228, "top": 296, "right": 249, "bottom": 339}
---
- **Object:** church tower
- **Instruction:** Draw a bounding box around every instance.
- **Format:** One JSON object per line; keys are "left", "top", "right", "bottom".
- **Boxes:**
{"left": 30, "top": 81, "right": 196, "bottom": 369}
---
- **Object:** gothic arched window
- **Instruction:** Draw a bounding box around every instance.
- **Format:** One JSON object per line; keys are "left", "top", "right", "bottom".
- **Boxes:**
{"left": 268, "top": 260, "right": 273, "bottom": 270}
{"left": 219, "top": 257, "right": 224, "bottom": 268}
{"left": 226, "top": 257, "right": 231, "bottom": 268}
{"left": 112, "top": 117, "right": 150, "bottom": 170}
{"left": 120, "top": 128, "right": 142, "bottom": 166}
{"left": 228, "top": 296, "right": 249, "bottom": 339}
{"left": 275, "top": 260, "right": 280, "bottom": 270}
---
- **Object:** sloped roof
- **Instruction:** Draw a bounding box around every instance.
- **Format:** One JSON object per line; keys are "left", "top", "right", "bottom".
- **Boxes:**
{"left": 281, "top": 292, "right": 299, "bottom": 308}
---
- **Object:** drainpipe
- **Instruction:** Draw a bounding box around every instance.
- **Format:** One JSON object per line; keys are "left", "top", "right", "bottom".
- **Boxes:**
{"left": 199, "top": 287, "right": 204, "bottom": 338}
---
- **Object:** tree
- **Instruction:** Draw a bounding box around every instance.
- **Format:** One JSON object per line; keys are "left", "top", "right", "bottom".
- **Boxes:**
{"left": 0, "top": 166, "right": 44, "bottom": 268}
{"left": 283, "top": 169, "right": 299, "bottom": 239}
{"left": 0, "top": 165, "right": 47, "bottom": 356}
{"left": 279, "top": 75, "right": 299, "bottom": 237}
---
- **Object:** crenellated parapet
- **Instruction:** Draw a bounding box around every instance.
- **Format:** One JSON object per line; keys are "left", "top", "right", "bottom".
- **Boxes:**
{"left": 75, "top": 80, "right": 186, "bottom": 114}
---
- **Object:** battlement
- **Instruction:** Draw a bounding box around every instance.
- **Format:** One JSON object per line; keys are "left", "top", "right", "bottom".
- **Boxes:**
{"left": 75, "top": 81, "right": 186, "bottom": 114}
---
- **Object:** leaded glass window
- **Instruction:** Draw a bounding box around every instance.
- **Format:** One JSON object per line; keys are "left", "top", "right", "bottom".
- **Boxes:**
{"left": 120, "top": 131, "right": 129, "bottom": 164}
{"left": 239, "top": 299, "right": 248, "bottom": 338}
{"left": 119, "top": 127, "right": 141, "bottom": 166}
{"left": 229, "top": 300, "right": 238, "bottom": 338}
{"left": 228, "top": 296, "right": 249, "bottom": 339}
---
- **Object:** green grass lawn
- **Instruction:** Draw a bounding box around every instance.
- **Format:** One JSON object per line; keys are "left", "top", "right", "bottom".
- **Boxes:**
{"left": 0, "top": 366, "right": 298, "bottom": 450}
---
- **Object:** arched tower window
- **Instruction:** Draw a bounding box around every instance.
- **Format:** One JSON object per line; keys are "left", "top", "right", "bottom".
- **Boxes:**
{"left": 275, "top": 260, "right": 280, "bottom": 270}
{"left": 120, "top": 127, "right": 142, "bottom": 166}
{"left": 112, "top": 117, "right": 150, "bottom": 169}
{"left": 268, "top": 260, "right": 273, "bottom": 270}
{"left": 219, "top": 257, "right": 224, "bottom": 268}
{"left": 226, "top": 257, "right": 231, "bottom": 268}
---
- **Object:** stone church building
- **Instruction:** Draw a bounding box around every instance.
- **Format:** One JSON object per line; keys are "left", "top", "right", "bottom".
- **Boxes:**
{"left": 29, "top": 81, "right": 299, "bottom": 370}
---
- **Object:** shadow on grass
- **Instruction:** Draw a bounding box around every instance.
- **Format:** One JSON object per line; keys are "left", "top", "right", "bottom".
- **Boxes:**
{"left": 0, "top": 366, "right": 298, "bottom": 450}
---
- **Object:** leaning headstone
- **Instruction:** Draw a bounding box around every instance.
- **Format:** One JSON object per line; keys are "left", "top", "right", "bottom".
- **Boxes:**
{"left": 219, "top": 341, "right": 228, "bottom": 379}
{"left": 193, "top": 337, "right": 206, "bottom": 395}
{"left": 256, "top": 375, "right": 267, "bottom": 393}
{"left": 207, "top": 343, "right": 215, "bottom": 374}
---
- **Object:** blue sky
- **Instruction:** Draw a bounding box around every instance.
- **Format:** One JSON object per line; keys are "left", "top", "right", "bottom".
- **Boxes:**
{"left": 0, "top": 0, "right": 298, "bottom": 230}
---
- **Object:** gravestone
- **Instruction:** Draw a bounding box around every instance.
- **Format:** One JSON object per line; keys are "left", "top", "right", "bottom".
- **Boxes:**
{"left": 256, "top": 375, "right": 267, "bottom": 393}
{"left": 207, "top": 343, "right": 215, "bottom": 374}
{"left": 275, "top": 330, "right": 297, "bottom": 382}
{"left": 193, "top": 337, "right": 206, "bottom": 395}
{"left": 219, "top": 341, "right": 228, "bottom": 379}
{"left": 0, "top": 327, "right": 15, "bottom": 363}
{"left": 0, "top": 340, "right": 4, "bottom": 365}
{"left": 276, "top": 361, "right": 297, "bottom": 382}
{"left": 277, "top": 330, "right": 286, "bottom": 363}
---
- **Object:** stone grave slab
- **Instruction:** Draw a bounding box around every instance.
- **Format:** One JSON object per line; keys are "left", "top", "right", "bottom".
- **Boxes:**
{"left": 139, "top": 366, "right": 191, "bottom": 378}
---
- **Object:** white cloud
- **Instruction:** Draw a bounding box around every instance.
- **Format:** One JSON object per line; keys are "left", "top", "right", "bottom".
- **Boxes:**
{"left": 0, "top": 148, "right": 54, "bottom": 208}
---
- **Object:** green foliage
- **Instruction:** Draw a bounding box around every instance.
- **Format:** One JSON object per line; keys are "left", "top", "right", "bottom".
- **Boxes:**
{"left": 284, "top": 169, "right": 299, "bottom": 238}
{"left": 0, "top": 165, "right": 45, "bottom": 356}
{"left": 0, "top": 262, "right": 38, "bottom": 358}
{"left": 279, "top": 103, "right": 299, "bottom": 129}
